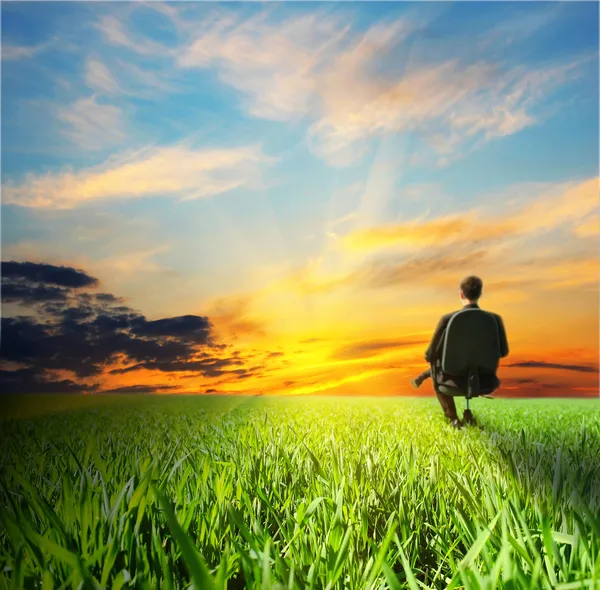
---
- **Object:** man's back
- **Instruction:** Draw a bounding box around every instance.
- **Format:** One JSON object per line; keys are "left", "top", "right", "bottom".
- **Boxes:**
{"left": 425, "top": 302, "right": 509, "bottom": 369}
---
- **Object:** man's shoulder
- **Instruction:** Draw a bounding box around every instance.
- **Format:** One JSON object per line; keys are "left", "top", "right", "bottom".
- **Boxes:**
{"left": 486, "top": 310, "right": 504, "bottom": 322}
{"left": 439, "top": 310, "right": 461, "bottom": 323}
{"left": 442, "top": 308, "right": 504, "bottom": 323}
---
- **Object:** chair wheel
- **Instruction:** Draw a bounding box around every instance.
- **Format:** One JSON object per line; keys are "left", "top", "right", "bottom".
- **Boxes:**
{"left": 463, "top": 409, "right": 477, "bottom": 425}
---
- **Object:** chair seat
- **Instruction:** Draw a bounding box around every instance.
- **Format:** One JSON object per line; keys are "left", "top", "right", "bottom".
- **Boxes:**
{"left": 436, "top": 374, "right": 500, "bottom": 397}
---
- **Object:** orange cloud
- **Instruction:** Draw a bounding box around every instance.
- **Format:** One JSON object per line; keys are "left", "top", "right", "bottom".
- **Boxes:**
{"left": 342, "top": 215, "right": 515, "bottom": 251}
{"left": 204, "top": 295, "right": 268, "bottom": 342}
{"left": 341, "top": 177, "right": 598, "bottom": 252}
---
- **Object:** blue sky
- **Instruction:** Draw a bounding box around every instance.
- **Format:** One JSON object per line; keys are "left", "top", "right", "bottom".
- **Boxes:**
{"left": 1, "top": 2, "right": 598, "bottom": 396}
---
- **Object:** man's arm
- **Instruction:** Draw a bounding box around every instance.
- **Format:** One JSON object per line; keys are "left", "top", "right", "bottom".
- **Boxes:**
{"left": 495, "top": 314, "right": 509, "bottom": 358}
{"left": 424, "top": 315, "right": 450, "bottom": 363}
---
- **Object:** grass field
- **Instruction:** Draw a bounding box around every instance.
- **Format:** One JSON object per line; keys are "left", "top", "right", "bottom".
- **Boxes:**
{"left": 0, "top": 395, "right": 599, "bottom": 589}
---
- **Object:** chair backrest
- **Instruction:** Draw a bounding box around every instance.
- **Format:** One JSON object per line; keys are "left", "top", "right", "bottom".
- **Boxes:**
{"left": 440, "top": 308, "right": 501, "bottom": 376}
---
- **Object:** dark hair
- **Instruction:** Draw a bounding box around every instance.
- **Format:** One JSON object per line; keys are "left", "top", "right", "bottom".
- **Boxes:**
{"left": 460, "top": 275, "right": 483, "bottom": 301}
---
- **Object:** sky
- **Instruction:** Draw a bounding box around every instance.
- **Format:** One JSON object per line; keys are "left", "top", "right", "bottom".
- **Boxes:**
{"left": 1, "top": 1, "right": 598, "bottom": 397}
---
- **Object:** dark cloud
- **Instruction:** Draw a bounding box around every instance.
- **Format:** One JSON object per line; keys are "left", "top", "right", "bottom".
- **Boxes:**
{"left": 100, "top": 384, "right": 177, "bottom": 394}
{"left": 95, "top": 293, "right": 123, "bottom": 304}
{"left": 497, "top": 377, "right": 581, "bottom": 397}
{"left": 1, "top": 260, "right": 257, "bottom": 393}
{"left": 0, "top": 368, "right": 98, "bottom": 394}
{"left": 507, "top": 361, "right": 599, "bottom": 373}
{"left": 2, "top": 282, "right": 71, "bottom": 304}
{"left": 501, "top": 377, "right": 564, "bottom": 389}
{"left": 130, "top": 315, "right": 212, "bottom": 345}
{"left": 2, "top": 261, "right": 98, "bottom": 288}
{"left": 109, "top": 357, "right": 242, "bottom": 376}
{"left": 331, "top": 338, "right": 428, "bottom": 361}
{"left": 2, "top": 261, "right": 98, "bottom": 308}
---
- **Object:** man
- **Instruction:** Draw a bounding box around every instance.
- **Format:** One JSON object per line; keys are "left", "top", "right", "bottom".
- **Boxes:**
{"left": 411, "top": 276, "right": 509, "bottom": 428}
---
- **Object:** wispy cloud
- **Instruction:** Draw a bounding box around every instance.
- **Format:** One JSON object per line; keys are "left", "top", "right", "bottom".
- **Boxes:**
{"left": 507, "top": 361, "right": 599, "bottom": 373}
{"left": 3, "top": 142, "right": 272, "bottom": 209}
{"left": 175, "top": 11, "right": 410, "bottom": 163}
{"left": 85, "top": 55, "right": 178, "bottom": 99}
{"left": 271, "top": 177, "right": 598, "bottom": 296}
{"left": 114, "top": 59, "right": 176, "bottom": 93}
{"left": 57, "top": 94, "right": 126, "bottom": 150}
{"left": 310, "top": 57, "right": 588, "bottom": 166}
{"left": 177, "top": 10, "right": 360, "bottom": 121}
{"left": 330, "top": 336, "right": 428, "bottom": 361}
{"left": 94, "top": 245, "right": 173, "bottom": 277}
{"left": 205, "top": 294, "right": 267, "bottom": 341}
{"left": 341, "top": 177, "right": 598, "bottom": 252}
{"left": 95, "top": 14, "right": 175, "bottom": 58}
{"left": 85, "top": 58, "right": 123, "bottom": 95}
{"left": 2, "top": 43, "right": 43, "bottom": 61}
{"left": 171, "top": 8, "right": 587, "bottom": 166}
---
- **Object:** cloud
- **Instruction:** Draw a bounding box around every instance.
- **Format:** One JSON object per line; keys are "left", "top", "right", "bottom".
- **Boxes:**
{"left": 202, "top": 294, "right": 267, "bottom": 341}
{"left": 2, "top": 261, "right": 98, "bottom": 288}
{"left": 94, "top": 245, "right": 173, "bottom": 277}
{"left": 356, "top": 250, "right": 489, "bottom": 290}
{"left": 3, "top": 143, "right": 272, "bottom": 209}
{"left": 257, "top": 177, "right": 597, "bottom": 310}
{"left": 1, "top": 261, "right": 99, "bottom": 306}
{"left": 176, "top": 10, "right": 363, "bottom": 122}
{"left": 86, "top": 58, "right": 123, "bottom": 95}
{"left": 85, "top": 55, "right": 179, "bottom": 99}
{"left": 0, "top": 260, "right": 256, "bottom": 393}
{"left": 57, "top": 95, "right": 126, "bottom": 150}
{"left": 1, "top": 283, "right": 72, "bottom": 305}
{"left": 172, "top": 8, "right": 588, "bottom": 165}
{"left": 95, "top": 15, "right": 176, "bottom": 58}
{"left": 330, "top": 337, "right": 428, "bottom": 361}
{"left": 342, "top": 214, "right": 512, "bottom": 251}
{"left": 507, "top": 361, "right": 599, "bottom": 373}
{"left": 1, "top": 39, "right": 55, "bottom": 61}
{"left": 131, "top": 315, "right": 212, "bottom": 345}
{"left": 286, "top": 247, "right": 488, "bottom": 295}
{"left": 109, "top": 357, "right": 249, "bottom": 377}
{"left": 313, "top": 55, "right": 589, "bottom": 166}
{"left": 95, "top": 293, "right": 124, "bottom": 304}
{"left": 2, "top": 44, "right": 41, "bottom": 61}
{"left": 573, "top": 213, "right": 599, "bottom": 238}
{"left": 498, "top": 377, "right": 573, "bottom": 397}
{"left": 0, "top": 368, "right": 98, "bottom": 394}
{"left": 114, "top": 59, "right": 177, "bottom": 93}
{"left": 100, "top": 384, "right": 177, "bottom": 394}
{"left": 342, "top": 178, "right": 598, "bottom": 252}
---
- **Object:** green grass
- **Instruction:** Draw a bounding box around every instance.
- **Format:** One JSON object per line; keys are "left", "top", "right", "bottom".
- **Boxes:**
{"left": 0, "top": 395, "right": 599, "bottom": 589}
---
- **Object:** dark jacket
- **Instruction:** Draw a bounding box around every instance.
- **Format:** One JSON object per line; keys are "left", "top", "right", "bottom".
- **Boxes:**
{"left": 425, "top": 302, "right": 509, "bottom": 369}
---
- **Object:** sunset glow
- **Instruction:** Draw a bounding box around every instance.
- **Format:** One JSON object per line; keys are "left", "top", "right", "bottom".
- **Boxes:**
{"left": 2, "top": 2, "right": 598, "bottom": 398}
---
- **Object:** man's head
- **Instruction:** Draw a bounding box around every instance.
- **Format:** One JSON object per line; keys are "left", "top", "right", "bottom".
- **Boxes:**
{"left": 459, "top": 275, "right": 483, "bottom": 304}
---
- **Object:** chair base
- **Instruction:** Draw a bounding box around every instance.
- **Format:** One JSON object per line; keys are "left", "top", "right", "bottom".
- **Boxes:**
{"left": 463, "top": 409, "right": 476, "bottom": 426}
{"left": 436, "top": 384, "right": 499, "bottom": 397}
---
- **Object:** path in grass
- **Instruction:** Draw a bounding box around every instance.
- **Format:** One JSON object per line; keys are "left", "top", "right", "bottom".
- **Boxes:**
{"left": 1, "top": 395, "right": 599, "bottom": 589}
